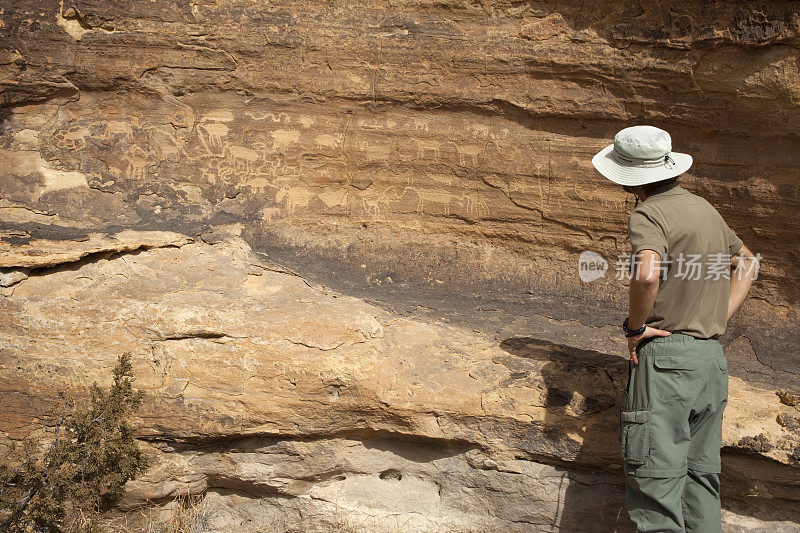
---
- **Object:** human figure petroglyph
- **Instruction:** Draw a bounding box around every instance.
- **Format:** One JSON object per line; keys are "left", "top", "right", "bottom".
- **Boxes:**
{"left": 196, "top": 111, "right": 234, "bottom": 154}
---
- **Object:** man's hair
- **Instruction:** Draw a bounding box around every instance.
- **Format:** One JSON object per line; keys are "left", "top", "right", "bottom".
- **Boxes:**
{"left": 640, "top": 176, "right": 679, "bottom": 195}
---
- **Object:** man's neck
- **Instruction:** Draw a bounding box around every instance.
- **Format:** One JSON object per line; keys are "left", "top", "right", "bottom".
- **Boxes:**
{"left": 636, "top": 180, "right": 680, "bottom": 202}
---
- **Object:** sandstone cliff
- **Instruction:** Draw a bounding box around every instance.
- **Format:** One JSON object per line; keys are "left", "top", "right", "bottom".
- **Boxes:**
{"left": 1, "top": 1, "right": 799, "bottom": 531}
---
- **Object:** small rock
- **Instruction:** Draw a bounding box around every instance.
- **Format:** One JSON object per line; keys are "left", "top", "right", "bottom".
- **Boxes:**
{"left": 0, "top": 269, "right": 28, "bottom": 287}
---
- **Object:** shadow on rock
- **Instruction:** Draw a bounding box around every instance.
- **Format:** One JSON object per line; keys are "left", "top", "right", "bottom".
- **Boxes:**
{"left": 498, "top": 336, "right": 634, "bottom": 532}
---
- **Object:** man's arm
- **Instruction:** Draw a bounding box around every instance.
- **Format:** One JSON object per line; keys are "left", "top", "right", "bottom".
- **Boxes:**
{"left": 626, "top": 249, "right": 672, "bottom": 364}
{"left": 728, "top": 244, "right": 759, "bottom": 321}
{"left": 628, "top": 249, "right": 661, "bottom": 331}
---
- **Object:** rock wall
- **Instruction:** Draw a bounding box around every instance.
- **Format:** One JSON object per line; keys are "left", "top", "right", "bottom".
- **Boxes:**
{"left": 1, "top": 1, "right": 799, "bottom": 531}
{"left": 1, "top": 232, "right": 798, "bottom": 531}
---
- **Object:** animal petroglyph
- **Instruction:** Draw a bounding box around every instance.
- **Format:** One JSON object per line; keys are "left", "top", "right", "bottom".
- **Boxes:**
{"left": 455, "top": 143, "right": 485, "bottom": 167}
{"left": 416, "top": 188, "right": 455, "bottom": 216}
{"left": 244, "top": 110, "right": 291, "bottom": 123}
{"left": 413, "top": 138, "right": 441, "bottom": 160}
{"left": 102, "top": 121, "right": 134, "bottom": 138}
{"left": 224, "top": 144, "right": 261, "bottom": 171}
{"left": 314, "top": 133, "right": 344, "bottom": 150}
{"left": 271, "top": 129, "right": 301, "bottom": 151}
{"left": 200, "top": 110, "right": 235, "bottom": 123}
{"left": 53, "top": 126, "right": 90, "bottom": 151}
{"left": 121, "top": 145, "right": 154, "bottom": 180}
{"left": 460, "top": 191, "right": 490, "bottom": 217}
{"left": 198, "top": 122, "right": 230, "bottom": 154}
{"left": 346, "top": 184, "right": 412, "bottom": 218}
{"left": 317, "top": 187, "right": 348, "bottom": 209}
{"left": 275, "top": 186, "right": 314, "bottom": 212}
{"left": 350, "top": 139, "right": 392, "bottom": 162}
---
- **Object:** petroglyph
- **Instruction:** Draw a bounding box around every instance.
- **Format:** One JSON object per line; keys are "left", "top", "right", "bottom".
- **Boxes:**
{"left": 345, "top": 184, "right": 414, "bottom": 219}
{"left": 276, "top": 186, "right": 314, "bottom": 212}
{"left": 460, "top": 191, "right": 490, "bottom": 217}
{"left": 37, "top": 157, "right": 89, "bottom": 197}
{"left": 104, "top": 121, "right": 134, "bottom": 136}
{"left": 413, "top": 138, "right": 441, "bottom": 160}
{"left": 198, "top": 122, "right": 230, "bottom": 154}
{"left": 455, "top": 143, "right": 484, "bottom": 167}
{"left": 314, "top": 133, "right": 344, "bottom": 150}
{"left": 121, "top": 145, "right": 154, "bottom": 181}
{"left": 271, "top": 129, "right": 302, "bottom": 151}
{"left": 53, "top": 126, "right": 90, "bottom": 151}
{"left": 224, "top": 144, "right": 261, "bottom": 171}
{"left": 317, "top": 187, "right": 348, "bottom": 209}
{"left": 416, "top": 188, "right": 455, "bottom": 216}
{"left": 200, "top": 110, "right": 236, "bottom": 123}
{"left": 350, "top": 139, "right": 392, "bottom": 163}
{"left": 244, "top": 110, "right": 292, "bottom": 123}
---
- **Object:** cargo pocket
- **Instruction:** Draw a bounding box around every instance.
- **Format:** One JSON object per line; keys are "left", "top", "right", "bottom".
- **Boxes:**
{"left": 653, "top": 356, "right": 698, "bottom": 403}
{"left": 621, "top": 409, "right": 650, "bottom": 466}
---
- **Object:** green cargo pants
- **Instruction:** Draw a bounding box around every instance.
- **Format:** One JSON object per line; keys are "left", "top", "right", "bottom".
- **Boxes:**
{"left": 619, "top": 333, "right": 729, "bottom": 532}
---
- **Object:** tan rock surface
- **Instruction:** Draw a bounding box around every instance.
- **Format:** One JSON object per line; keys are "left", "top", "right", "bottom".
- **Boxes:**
{"left": 0, "top": 234, "right": 797, "bottom": 531}
{"left": 1, "top": 0, "right": 798, "bottom": 389}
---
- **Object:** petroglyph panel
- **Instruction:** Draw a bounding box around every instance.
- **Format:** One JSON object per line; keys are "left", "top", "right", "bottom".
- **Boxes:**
{"left": 1, "top": 0, "right": 798, "bottom": 397}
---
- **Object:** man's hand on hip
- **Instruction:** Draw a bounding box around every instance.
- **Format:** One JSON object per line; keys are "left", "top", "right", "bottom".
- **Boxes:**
{"left": 627, "top": 326, "right": 672, "bottom": 365}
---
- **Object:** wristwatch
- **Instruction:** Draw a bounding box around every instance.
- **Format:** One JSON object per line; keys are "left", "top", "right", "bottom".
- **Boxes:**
{"left": 622, "top": 317, "right": 647, "bottom": 338}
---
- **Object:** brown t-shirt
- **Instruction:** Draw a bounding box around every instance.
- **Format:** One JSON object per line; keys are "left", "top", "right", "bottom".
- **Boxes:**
{"left": 627, "top": 181, "right": 743, "bottom": 339}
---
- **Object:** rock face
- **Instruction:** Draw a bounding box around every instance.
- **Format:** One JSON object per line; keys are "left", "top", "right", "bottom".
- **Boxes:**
{"left": 0, "top": 232, "right": 798, "bottom": 532}
{"left": 1, "top": 1, "right": 799, "bottom": 531}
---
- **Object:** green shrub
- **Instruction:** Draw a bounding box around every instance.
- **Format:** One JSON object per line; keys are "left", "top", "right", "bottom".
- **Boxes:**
{"left": 0, "top": 352, "right": 151, "bottom": 532}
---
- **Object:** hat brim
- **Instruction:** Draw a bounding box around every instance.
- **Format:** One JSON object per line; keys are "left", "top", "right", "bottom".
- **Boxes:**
{"left": 592, "top": 144, "right": 693, "bottom": 186}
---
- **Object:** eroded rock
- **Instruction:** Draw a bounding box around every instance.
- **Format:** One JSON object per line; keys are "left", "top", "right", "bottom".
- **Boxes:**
{"left": 0, "top": 235, "right": 797, "bottom": 531}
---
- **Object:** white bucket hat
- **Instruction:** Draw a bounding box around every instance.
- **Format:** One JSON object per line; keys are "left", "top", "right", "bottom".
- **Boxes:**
{"left": 592, "top": 125, "right": 692, "bottom": 186}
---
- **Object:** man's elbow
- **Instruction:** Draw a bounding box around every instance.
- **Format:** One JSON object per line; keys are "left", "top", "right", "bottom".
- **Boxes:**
{"left": 731, "top": 243, "right": 760, "bottom": 281}
{"left": 631, "top": 273, "right": 660, "bottom": 288}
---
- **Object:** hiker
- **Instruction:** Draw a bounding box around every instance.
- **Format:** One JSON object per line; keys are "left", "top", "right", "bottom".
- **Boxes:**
{"left": 591, "top": 126, "right": 760, "bottom": 532}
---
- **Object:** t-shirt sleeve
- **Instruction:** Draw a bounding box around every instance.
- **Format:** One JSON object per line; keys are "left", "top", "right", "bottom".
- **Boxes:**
{"left": 628, "top": 208, "right": 668, "bottom": 258}
{"left": 725, "top": 222, "right": 743, "bottom": 256}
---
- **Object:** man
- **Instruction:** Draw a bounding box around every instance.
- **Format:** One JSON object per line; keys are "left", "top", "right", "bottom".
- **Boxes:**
{"left": 591, "top": 126, "right": 760, "bottom": 532}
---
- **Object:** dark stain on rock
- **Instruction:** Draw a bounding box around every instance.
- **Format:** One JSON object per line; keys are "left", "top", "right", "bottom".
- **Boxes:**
{"left": 545, "top": 387, "right": 572, "bottom": 408}
{"left": 736, "top": 434, "right": 774, "bottom": 454}
{"left": 776, "top": 412, "right": 800, "bottom": 431}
